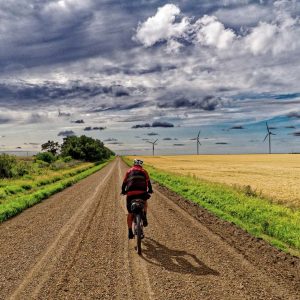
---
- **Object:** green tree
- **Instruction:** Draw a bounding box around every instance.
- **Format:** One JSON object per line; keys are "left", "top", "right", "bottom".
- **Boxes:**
{"left": 41, "top": 140, "right": 60, "bottom": 155}
{"left": 61, "top": 135, "right": 114, "bottom": 162}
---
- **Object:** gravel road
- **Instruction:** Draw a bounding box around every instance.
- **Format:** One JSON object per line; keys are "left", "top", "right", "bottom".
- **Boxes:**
{"left": 0, "top": 158, "right": 299, "bottom": 300}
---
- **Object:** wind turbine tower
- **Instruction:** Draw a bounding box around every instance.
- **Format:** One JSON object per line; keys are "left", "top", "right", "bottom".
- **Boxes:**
{"left": 196, "top": 130, "right": 201, "bottom": 155}
{"left": 147, "top": 139, "right": 158, "bottom": 156}
{"left": 263, "top": 122, "right": 276, "bottom": 154}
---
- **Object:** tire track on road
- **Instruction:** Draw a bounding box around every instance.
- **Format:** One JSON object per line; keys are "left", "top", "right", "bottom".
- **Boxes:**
{"left": 9, "top": 160, "right": 116, "bottom": 300}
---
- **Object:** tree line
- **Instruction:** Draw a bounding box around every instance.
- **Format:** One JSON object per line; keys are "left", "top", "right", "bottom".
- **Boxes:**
{"left": 40, "top": 135, "right": 115, "bottom": 162}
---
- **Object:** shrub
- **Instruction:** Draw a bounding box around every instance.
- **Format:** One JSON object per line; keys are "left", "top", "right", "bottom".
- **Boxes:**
{"left": 62, "top": 156, "right": 72, "bottom": 162}
{"left": 0, "top": 154, "right": 17, "bottom": 178}
{"left": 35, "top": 152, "right": 56, "bottom": 163}
{"left": 35, "top": 160, "right": 50, "bottom": 168}
{"left": 50, "top": 161, "right": 66, "bottom": 170}
{"left": 13, "top": 161, "right": 31, "bottom": 177}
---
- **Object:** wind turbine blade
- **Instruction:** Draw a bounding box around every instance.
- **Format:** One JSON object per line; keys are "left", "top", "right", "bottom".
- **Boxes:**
{"left": 271, "top": 132, "right": 276, "bottom": 135}
{"left": 266, "top": 122, "right": 270, "bottom": 133}
{"left": 154, "top": 139, "right": 158, "bottom": 144}
{"left": 198, "top": 141, "right": 201, "bottom": 146}
{"left": 197, "top": 130, "right": 201, "bottom": 139}
{"left": 263, "top": 133, "right": 269, "bottom": 142}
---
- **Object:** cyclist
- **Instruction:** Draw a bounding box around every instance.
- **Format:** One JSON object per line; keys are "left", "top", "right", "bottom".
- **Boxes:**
{"left": 121, "top": 159, "right": 153, "bottom": 239}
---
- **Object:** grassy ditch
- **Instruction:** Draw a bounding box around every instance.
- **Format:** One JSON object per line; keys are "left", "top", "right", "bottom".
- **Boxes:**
{"left": 0, "top": 163, "right": 96, "bottom": 202}
{"left": 123, "top": 157, "right": 300, "bottom": 256}
{"left": 0, "top": 159, "right": 112, "bottom": 223}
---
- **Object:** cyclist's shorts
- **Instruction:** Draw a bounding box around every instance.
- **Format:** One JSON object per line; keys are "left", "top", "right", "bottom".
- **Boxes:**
{"left": 126, "top": 193, "right": 149, "bottom": 213}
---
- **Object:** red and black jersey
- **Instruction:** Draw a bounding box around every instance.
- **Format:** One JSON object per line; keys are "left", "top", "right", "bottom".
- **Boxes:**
{"left": 122, "top": 165, "right": 152, "bottom": 196}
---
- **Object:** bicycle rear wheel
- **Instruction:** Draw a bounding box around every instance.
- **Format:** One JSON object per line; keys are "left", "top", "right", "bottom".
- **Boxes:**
{"left": 136, "top": 214, "right": 142, "bottom": 255}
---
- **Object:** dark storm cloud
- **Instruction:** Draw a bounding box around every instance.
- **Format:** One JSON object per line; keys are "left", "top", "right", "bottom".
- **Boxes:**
{"left": 173, "top": 143, "right": 185, "bottom": 146}
{"left": 89, "top": 101, "right": 147, "bottom": 113}
{"left": 132, "top": 123, "right": 151, "bottom": 129}
{"left": 58, "top": 130, "right": 75, "bottom": 137}
{"left": 293, "top": 131, "right": 300, "bottom": 136}
{"left": 285, "top": 126, "right": 296, "bottom": 129}
{"left": 287, "top": 112, "right": 300, "bottom": 118}
{"left": 84, "top": 126, "right": 106, "bottom": 131}
{"left": 0, "top": 1, "right": 141, "bottom": 71}
{"left": 215, "top": 142, "right": 228, "bottom": 145}
{"left": 157, "top": 96, "right": 224, "bottom": 111}
{"left": 163, "top": 137, "right": 172, "bottom": 140}
{"left": 147, "top": 132, "right": 158, "bottom": 136}
{"left": 132, "top": 121, "right": 174, "bottom": 128}
{"left": 230, "top": 126, "right": 244, "bottom": 130}
{"left": 104, "top": 138, "right": 117, "bottom": 142}
{"left": 0, "top": 81, "right": 133, "bottom": 109}
{"left": 152, "top": 121, "right": 174, "bottom": 128}
{"left": 73, "top": 120, "right": 85, "bottom": 124}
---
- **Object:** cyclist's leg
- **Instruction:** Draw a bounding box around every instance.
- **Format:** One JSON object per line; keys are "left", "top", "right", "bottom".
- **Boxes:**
{"left": 127, "top": 214, "right": 133, "bottom": 228}
{"left": 142, "top": 195, "right": 149, "bottom": 227}
{"left": 144, "top": 200, "right": 148, "bottom": 213}
{"left": 126, "top": 197, "right": 134, "bottom": 239}
{"left": 126, "top": 197, "right": 134, "bottom": 228}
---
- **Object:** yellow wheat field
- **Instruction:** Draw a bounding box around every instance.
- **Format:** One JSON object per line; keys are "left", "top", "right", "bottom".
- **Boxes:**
{"left": 128, "top": 154, "right": 300, "bottom": 208}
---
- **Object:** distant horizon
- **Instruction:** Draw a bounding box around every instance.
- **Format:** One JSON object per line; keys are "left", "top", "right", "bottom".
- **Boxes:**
{"left": 2, "top": 149, "right": 300, "bottom": 157}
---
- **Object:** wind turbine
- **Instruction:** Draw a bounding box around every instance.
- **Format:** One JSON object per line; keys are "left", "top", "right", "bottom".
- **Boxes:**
{"left": 147, "top": 139, "right": 158, "bottom": 156}
{"left": 263, "top": 122, "right": 276, "bottom": 154}
{"left": 196, "top": 130, "right": 201, "bottom": 155}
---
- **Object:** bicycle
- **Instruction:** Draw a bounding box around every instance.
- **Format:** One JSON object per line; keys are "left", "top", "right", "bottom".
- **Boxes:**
{"left": 131, "top": 198, "right": 145, "bottom": 255}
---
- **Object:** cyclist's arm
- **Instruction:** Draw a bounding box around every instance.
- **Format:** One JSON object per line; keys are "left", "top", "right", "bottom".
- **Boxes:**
{"left": 147, "top": 180, "right": 153, "bottom": 193}
{"left": 121, "top": 171, "right": 129, "bottom": 194}
{"left": 144, "top": 169, "right": 153, "bottom": 193}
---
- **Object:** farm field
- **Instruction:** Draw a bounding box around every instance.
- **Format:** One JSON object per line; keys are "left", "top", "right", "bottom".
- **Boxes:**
{"left": 129, "top": 154, "right": 300, "bottom": 208}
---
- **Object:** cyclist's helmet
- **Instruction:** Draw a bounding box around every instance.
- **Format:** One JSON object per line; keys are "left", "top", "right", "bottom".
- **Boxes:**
{"left": 133, "top": 159, "right": 143, "bottom": 166}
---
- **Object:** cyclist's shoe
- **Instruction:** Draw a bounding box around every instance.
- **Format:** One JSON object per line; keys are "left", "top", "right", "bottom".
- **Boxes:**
{"left": 143, "top": 216, "right": 148, "bottom": 227}
{"left": 128, "top": 228, "right": 134, "bottom": 239}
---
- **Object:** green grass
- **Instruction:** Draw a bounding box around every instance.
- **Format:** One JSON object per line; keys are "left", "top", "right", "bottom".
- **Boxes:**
{"left": 0, "top": 159, "right": 113, "bottom": 222}
{"left": 123, "top": 157, "right": 300, "bottom": 256}
{"left": 0, "top": 163, "right": 96, "bottom": 203}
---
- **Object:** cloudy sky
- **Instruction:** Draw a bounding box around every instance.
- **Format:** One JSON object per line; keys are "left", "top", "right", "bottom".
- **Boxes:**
{"left": 0, "top": 0, "right": 300, "bottom": 155}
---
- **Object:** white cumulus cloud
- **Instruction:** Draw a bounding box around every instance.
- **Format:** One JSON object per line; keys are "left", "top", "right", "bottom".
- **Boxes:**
{"left": 135, "top": 4, "right": 190, "bottom": 47}
{"left": 244, "top": 15, "right": 300, "bottom": 55}
{"left": 135, "top": 4, "right": 237, "bottom": 50}
{"left": 194, "top": 15, "right": 236, "bottom": 49}
{"left": 244, "top": 22, "right": 277, "bottom": 55}
{"left": 135, "top": 2, "right": 300, "bottom": 58}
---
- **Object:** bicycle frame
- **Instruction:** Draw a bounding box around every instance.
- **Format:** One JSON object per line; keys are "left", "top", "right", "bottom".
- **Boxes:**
{"left": 131, "top": 199, "right": 145, "bottom": 255}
